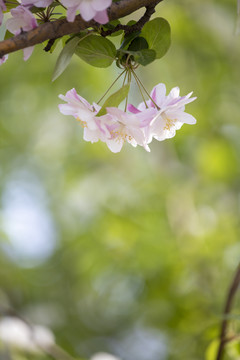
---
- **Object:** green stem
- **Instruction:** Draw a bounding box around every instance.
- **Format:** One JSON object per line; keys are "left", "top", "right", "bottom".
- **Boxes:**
{"left": 124, "top": 69, "right": 131, "bottom": 112}
{"left": 97, "top": 69, "right": 126, "bottom": 105}
{"left": 132, "top": 71, "right": 148, "bottom": 108}
{"left": 132, "top": 70, "right": 160, "bottom": 110}
{"left": 56, "top": 0, "right": 67, "bottom": 10}
{"left": 122, "top": 69, "right": 128, "bottom": 87}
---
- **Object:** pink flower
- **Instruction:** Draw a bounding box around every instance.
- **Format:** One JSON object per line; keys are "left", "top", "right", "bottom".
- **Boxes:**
{"left": 58, "top": 89, "right": 156, "bottom": 153}
{"left": 0, "top": 0, "right": 6, "bottom": 25}
{"left": 103, "top": 107, "right": 155, "bottom": 153}
{"left": 128, "top": 83, "right": 197, "bottom": 146}
{"left": 0, "top": 54, "right": 8, "bottom": 65}
{"left": 21, "top": 0, "right": 53, "bottom": 8}
{"left": 59, "top": 85, "right": 196, "bottom": 153}
{"left": 59, "top": 88, "right": 110, "bottom": 144}
{"left": 61, "top": 0, "right": 112, "bottom": 23}
{"left": 6, "top": 6, "right": 38, "bottom": 60}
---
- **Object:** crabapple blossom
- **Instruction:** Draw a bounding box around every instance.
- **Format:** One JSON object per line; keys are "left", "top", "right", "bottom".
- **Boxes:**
{"left": 21, "top": 0, "right": 53, "bottom": 8}
{"left": 103, "top": 107, "right": 155, "bottom": 153}
{"left": 6, "top": 6, "right": 38, "bottom": 60}
{"left": 0, "top": 54, "right": 8, "bottom": 65}
{"left": 128, "top": 83, "right": 197, "bottom": 146}
{"left": 61, "top": 0, "right": 112, "bottom": 23}
{"left": 59, "top": 88, "right": 110, "bottom": 144}
{"left": 58, "top": 89, "right": 156, "bottom": 153}
{"left": 0, "top": 0, "right": 6, "bottom": 25}
{"left": 59, "top": 84, "right": 196, "bottom": 153}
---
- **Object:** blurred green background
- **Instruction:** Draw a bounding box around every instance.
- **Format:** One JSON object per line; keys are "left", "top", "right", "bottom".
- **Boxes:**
{"left": 0, "top": 0, "right": 240, "bottom": 359}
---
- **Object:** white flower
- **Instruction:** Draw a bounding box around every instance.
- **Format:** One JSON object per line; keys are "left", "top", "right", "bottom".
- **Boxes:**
{"left": 61, "top": 0, "right": 112, "bottom": 23}
{"left": 6, "top": 6, "right": 38, "bottom": 60}
{"left": 21, "top": 0, "right": 53, "bottom": 8}
{"left": 59, "top": 88, "right": 110, "bottom": 144}
{"left": 128, "top": 83, "right": 197, "bottom": 147}
{"left": 59, "top": 85, "right": 196, "bottom": 153}
{"left": 103, "top": 107, "right": 155, "bottom": 153}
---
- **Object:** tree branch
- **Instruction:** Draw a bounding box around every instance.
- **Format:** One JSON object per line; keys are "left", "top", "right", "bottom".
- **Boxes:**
{"left": 215, "top": 263, "right": 240, "bottom": 360}
{"left": 0, "top": 0, "right": 163, "bottom": 58}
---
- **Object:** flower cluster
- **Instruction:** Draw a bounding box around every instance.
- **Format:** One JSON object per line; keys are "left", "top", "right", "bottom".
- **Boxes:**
{"left": 0, "top": 0, "right": 112, "bottom": 65}
{"left": 58, "top": 84, "right": 197, "bottom": 153}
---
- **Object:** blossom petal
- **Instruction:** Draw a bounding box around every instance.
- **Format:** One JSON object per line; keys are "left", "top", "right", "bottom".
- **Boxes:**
{"left": 94, "top": 9, "right": 108, "bottom": 24}
{"left": 106, "top": 139, "right": 124, "bottom": 153}
{"left": 127, "top": 104, "right": 141, "bottom": 114}
{"left": 151, "top": 83, "right": 166, "bottom": 105}
{"left": 175, "top": 112, "right": 197, "bottom": 124}
{"left": 92, "top": 0, "right": 111, "bottom": 11}
{"left": 66, "top": 5, "right": 79, "bottom": 22}
{"left": 0, "top": 55, "right": 8, "bottom": 65}
{"left": 169, "top": 86, "right": 180, "bottom": 99}
{"left": 23, "top": 46, "right": 34, "bottom": 61}
{"left": 79, "top": 2, "right": 96, "bottom": 21}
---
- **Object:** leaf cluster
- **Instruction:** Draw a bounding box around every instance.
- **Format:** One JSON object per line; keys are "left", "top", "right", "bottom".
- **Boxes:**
{"left": 53, "top": 17, "right": 171, "bottom": 81}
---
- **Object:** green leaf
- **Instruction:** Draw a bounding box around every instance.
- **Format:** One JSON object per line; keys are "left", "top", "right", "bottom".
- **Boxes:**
{"left": 4, "top": 30, "right": 13, "bottom": 40}
{"left": 29, "top": 5, "right": 45, "bottom": 13}
{"left": 75, "top": 35, "right": 116, "bottom": 68}
{"left": 128, "top": 37, "right": 149, "bottom": 52}
{"left": 141, "top": 17, "right": 171, "bottom": 59}
{"left": 134, "top": 49, "right": 156, "bottom": 66}
{"left": 52, "top": 35, "right": 85, "bottom": 81}
{"left": 4, "top": 1, "right": 20, "bottom": 11}
{"left": 120, "top": 31, "right": 141, "bottom": 50}
{"left": 97, "top": 84, "right": 130, "bottom": 116}
{"left": 102, "top": 19, "right": 120, "bottom": 30}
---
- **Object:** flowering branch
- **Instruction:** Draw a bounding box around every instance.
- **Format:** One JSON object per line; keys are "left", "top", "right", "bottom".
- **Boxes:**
{"left": 0, "top": 0, "right": 163, "bottom": 58}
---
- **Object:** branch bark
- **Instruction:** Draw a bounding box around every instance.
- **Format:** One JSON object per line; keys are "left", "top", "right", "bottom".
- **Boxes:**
{"left": 0, "top": 0, "right": 163, "bottom": 58}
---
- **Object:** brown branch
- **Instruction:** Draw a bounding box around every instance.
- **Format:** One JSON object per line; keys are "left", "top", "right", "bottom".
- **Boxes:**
{"left": 101, "top": 0, "right": 161, "bottom": 37}
{"left": 216, "top": 263, "right": 240, "bottom": 360}
{"left": 0, "top": 0, "right": 163, "bottom": 58}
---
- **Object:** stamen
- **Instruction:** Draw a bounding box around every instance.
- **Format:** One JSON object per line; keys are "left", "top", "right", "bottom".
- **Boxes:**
{"left": 76, "top": 117, "right": 87, "bottom": 128}
{"left": 164, "top": 118, "right": 175, "bottom": 131}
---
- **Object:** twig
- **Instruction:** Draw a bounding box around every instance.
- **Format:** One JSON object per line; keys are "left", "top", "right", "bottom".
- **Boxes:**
{"left": 216, "top": 263, "right": 240, "bottom": 360}
{"left": 101, "top": 0, "right": 162, "bottom": 37}
{"left": 44, "top": 38, "right": 56, "bottom": 51}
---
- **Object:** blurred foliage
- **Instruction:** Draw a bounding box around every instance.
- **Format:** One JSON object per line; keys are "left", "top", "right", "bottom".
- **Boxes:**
{"left": 0, "top": 0, "right": 240, "bottom": 359}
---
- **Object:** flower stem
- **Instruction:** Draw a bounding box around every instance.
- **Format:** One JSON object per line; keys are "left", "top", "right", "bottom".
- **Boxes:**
{"left": 132, "top": 71, "right": 148, "bottom": 109}
{"left": 124, "top": 69, "right": 131, "bottom": 112}
{"left": 56, "top": 0, "right": 67, "bottom": 10}
{"left": 122, "top": 69, "right": 128, "bottom": 87}
{"left": 97, "top": 69, "right": 126, "bottom": 105}
{"left": 132, "top": 70, "right": 160, "bottom": 110}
